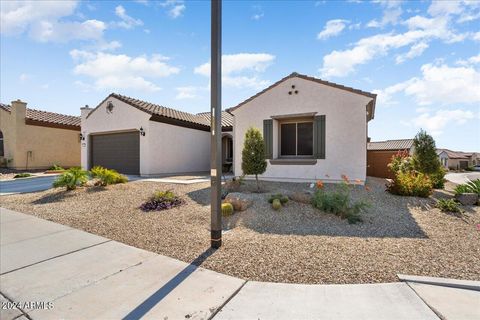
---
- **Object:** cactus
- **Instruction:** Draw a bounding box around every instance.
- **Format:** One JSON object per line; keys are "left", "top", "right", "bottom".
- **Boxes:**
{"left": 272, "top": 198, "right": 281, "bottom": 210}
{"left": 221, "top": 202, "right": 234, "bottom": 216}
{"left": 268, "top": 193, "right": 289, "bottom": 205}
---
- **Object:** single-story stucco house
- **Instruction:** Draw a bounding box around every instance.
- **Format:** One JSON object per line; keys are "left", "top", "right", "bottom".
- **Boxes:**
{"left": 0, "top": 100, "right": 81, "bottom": 170}
{"left": 366, "top": 139, "right": 414, "bottom": 179}
{"left": 80, "top": 93, "right": 233, "bottom": 175}
{"left": 81, "top": 72, "right": 376, "bottom": 182}
{"left": 437, "top": 149, "right": 480, "bottom": 170}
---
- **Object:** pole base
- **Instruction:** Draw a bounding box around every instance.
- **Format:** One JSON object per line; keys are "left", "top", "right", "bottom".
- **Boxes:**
{"left": 211, "top": 230, "right": 222, "bottom": 249}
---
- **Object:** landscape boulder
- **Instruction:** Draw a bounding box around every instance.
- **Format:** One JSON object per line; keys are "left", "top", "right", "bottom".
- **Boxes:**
{"left": 455, "top": 193, "right": 479, "bottom": 206}
{"left": 287, "top": 190, "right": 314, "bottom": 204}
{"left": 224, "top": 192, "right": 253, "bottom": 211}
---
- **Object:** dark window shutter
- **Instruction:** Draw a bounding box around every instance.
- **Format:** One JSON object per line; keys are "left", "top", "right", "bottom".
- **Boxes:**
{"left": 263, "top": 119, "right": 273, "bottom": 159}
{"left": 314, "top": 115, "right": 326, "bottom": 159}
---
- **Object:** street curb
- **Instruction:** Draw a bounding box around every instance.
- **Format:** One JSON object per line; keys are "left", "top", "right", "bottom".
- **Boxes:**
{"left": 397, "top": 274, "right": 480, "bottom": 291}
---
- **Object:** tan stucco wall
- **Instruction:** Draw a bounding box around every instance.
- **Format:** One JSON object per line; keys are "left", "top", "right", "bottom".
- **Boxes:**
{"left": 0, "top": 101, "right": 80, "bottom": 169}
{"left": 231, "top": 76, "right": 374, "bottom": 183}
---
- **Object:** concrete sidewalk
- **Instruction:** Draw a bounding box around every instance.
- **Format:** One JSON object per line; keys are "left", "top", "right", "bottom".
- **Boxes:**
{"left": 0, "top": 208, "right": 477, "bottom": 320}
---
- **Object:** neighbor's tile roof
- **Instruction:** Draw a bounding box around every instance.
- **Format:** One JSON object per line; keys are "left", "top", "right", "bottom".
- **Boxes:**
{"left": 436, "top": 149, "right": 472, "bottom": 159}
{"left": 0, "top": 103, "right": 80, "bottom": 127}
{"left": 90, "top": 93, "right": 232, "bottom": 128}
{"left": 196, "top": 111, "right": 234, "bottom": 128}
{"left": 367, "top": 139, "right": 414, "bottom": 151}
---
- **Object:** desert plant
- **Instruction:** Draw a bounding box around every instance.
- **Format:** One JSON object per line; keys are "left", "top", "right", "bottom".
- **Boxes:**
{"left": 48, "top": 164, "right": 64, "bottom": 171}
{"left": 90, "top": 166, "right": 128, "bottom": 186}
{"left": 53, "top": 167, "right": 88, "bottom": 190}
{"left": 241, "top": 127, "right": 267, "bottom": 192}
{"left": 455, "top": 179, "right": 480, "bottom": 195}
{"left": 140, "top": 190, "right": 184, "bottom": 211}
{"left": 13, "top": 173, "right": 32, "bottom": 178}
{"left": 465, "top": 166, "right": 474, "bottom": 171}
{"left": 388, "top": 150, "right": 415, "bottom": 174}
{"left": 412, "top": 129, "right": 445, "bottom": 189}
{"left": 221, "top": 202, "right": 234, "bottom": 216}
{"left": 386, "top": 171, "right": 432, "bottom": 198}
{"left": 272, "top": 198, "right": 282, "bottom": 210}
{"left": 429, "top": 167, "right": 446, "bottom": 189}
{"left": 312, "top": 180, "right": 371, "bottom": 224}
{"left": 436, "top": 199, "right": 462, "bottom": 213}
{"left": 268, "top": 193, "right": 288, "bottom": 205}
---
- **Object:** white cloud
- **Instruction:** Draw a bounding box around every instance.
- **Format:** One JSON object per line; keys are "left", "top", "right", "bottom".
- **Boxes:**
{"left": 175, "top": 86, "right": 202, "bottom": 100}
{"left": 320, "top": 13, "right": 467, "bottom": 77}
{"left": 19, "top": 73, "right": 32, "bottom": 82}
{"left": 113, "top": 5, "right": 143, "bottom": 29}
{"left": 0, "top": 1, "right": 108, "bottom": 43}
{"left": 395, "top": 41, "right": 429, "bottom": 64}
{"left": 70, "top": 50, "right": 180, "bottom": 92}
{"left": 160, "top": 0, "right": 186, "bottom": 19}
{"left": 374, "top": 62, "right": 480, "bottom": 107}
{"left": 472, "top": 31, "right": 480, "bottom": 42}
{"left": 317, "top": 19, "right": 349, "bottom": 40}
{"left": 456, "top": 53, "right": 480, "bottom": 66}
{"left": 367, "top": 0, "right": 403, "bottom": 28}
{"left": 411, "top": 109, "right": 475, "bottom": 136}
{"left": 252, "top": 13, "right": 264, "bottom": 20}
{"left": 194, "top": 53, "right": 275, "bottom": 89}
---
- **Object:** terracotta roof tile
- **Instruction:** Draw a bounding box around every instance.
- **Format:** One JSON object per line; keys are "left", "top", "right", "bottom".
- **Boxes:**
{"left": 367, "top": 139, "right": 414, "bottom": 151}
{"left": 196, "top": 111, "right": 233, "bottom": 128}
{"left": 436, "top": 149, "right": 472, "bottom": 159}
{"left": 0, "top": 103, "right": 80, "bottom": 127}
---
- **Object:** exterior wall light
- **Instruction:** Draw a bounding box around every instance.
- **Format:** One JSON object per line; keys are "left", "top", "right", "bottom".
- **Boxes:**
{"left": 139, "top": 127, "right": 146, "bottom": 136}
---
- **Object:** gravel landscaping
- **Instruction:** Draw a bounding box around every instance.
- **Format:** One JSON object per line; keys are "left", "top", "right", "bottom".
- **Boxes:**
{"left": 1, "top": 177, "right": 479, "bottom": 284}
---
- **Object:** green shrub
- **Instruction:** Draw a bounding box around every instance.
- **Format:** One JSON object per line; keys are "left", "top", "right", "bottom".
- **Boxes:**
{"left": 221, "top": 203, "right": 234, "bottom": 216}
{"left": 455, "top": 179, "right": 480, "bottom": 195}
{"left": 388, "top": 150, "right": 415, "bottom": 174}
{"left": 386, "top": 171, "right": 432, "bottom": 198}
{"left": 241, "top": 127, "right": 267, "bottom": 192}
{"left": 14, "top": 173, "right": 32, "bottom": 178}
{"left": 272, "top": 198, "right": 282, "bottom": 210}
{"left": 53, "top": 167, "right": 88, "bottom": 190}
{"left": 429, "top": 167, "right": 446, "bottom": 189}
{"left": 141, "top": 190, "right": 184, "bottom": 211}
{"left": 465, "top": 166, "right": 474, "bottom": 171}
{"left": 48, "top": 164, "right": 64, "bottom": 171}
{"left": 312, "top": 182, "right": 371, "bottom": 224}
{"left": 268, "top": 193, "right": 288, "bottom": 205}
{"left": 437, "top": 199, "right": 462, "bottom": 213}
{"left": 90, "top": 166, "right": 128, "bottom": 186}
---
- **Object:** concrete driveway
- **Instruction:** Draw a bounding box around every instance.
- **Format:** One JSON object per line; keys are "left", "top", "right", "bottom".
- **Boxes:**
{"left": 445, "top": 172, "right": 480, "bottom": 184}
{"left": 0, "top": 176, "right": 57, "bottom": 196}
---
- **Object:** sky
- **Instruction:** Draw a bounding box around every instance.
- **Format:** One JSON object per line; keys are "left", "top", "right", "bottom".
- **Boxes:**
{"left": 1, "top": 0, "right": 479, "bottom": 151}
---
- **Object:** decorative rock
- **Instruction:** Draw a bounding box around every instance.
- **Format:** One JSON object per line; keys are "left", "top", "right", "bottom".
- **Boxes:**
{"left": 287, "top": 190, "right": 313, "bottom": 204}
{"left": 455, "top": 193, "right": 479, "bottom": 206}
{"left": 224, "top": 192, "right": 253, "bottom": 211}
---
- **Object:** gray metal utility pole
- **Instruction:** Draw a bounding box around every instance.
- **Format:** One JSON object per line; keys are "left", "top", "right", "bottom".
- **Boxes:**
{"left": 210, "top": 0, "right": 222, "bottom": 249}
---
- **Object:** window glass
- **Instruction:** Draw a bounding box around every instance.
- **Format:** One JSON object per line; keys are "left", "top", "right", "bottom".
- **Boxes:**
{"left": 297, "top": 122, "right": 313, "bottom": 155}
{"left": 280, "top": 123, "right": 296, "bottom": 156}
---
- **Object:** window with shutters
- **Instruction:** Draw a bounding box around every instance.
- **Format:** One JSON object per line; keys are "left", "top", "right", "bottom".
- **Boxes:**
{"left": 279, "top": 120, "right": 313, "bottom": 157}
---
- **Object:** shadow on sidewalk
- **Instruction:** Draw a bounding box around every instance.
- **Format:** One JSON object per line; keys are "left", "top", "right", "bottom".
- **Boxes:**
{"left": 122, "top": 248, "right": 217, "bottom": 320}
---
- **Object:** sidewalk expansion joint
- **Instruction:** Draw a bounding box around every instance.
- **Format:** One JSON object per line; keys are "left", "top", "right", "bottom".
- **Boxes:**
{"left": 208, "top": 280, "right": 248, "bottom": 320}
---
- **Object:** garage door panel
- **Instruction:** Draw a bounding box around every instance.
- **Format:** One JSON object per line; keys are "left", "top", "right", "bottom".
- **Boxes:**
{"left": 91, "top": 132, "right": 140, "bottom": 174}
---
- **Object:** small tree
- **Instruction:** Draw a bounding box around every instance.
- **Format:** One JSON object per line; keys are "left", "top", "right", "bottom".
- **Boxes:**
{"left": 241, "top": 127, "right": 267, "bottom": 192}
{"left": 413, "top": 129, "right": 445, "bottom": 188}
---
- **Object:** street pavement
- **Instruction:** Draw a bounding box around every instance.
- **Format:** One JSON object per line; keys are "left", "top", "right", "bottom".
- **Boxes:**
{"left": 0, "top": 176, "right": 57, "bottom": 195}
{"left": 1, "top": 207, "right": 479, "bottom": 320}
{"left": 445, "top": 172, "right": 480, "bottom": 184}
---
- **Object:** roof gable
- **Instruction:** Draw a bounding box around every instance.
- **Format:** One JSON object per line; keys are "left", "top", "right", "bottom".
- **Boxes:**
{"left": 227, "top": 72, "right": 377, "bottom": 120}
{"left": 367, "top": 139, "right": 414, "bottom": 151}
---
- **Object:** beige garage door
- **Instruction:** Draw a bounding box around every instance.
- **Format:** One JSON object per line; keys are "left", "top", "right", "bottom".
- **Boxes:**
{"left": 91, "top": 132, "right": 140, "bottom": 175}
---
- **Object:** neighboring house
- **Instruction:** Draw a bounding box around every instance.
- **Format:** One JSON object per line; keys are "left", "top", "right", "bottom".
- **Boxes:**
{"left": 80, "top": 93, "right": 233, "bottom": 176}
{"left": 367, "top": 139, "right": 414, "bottom": 179}
{"left": 0, "top": 100, "right": 81, "bottom": 170}
{"left": 437, "top": 149, "right": 480, "bottom": 170}
{"left": 228, "top": 72, "right": 377, "bottom": 183}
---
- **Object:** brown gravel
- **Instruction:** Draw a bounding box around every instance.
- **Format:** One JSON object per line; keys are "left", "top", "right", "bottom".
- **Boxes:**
{"left": 1, "top": 178, "right": 479, "bottom": 284}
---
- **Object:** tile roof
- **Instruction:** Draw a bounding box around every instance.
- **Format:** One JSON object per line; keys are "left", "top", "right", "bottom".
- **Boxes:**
{"left": 196, "top": 111, "right": 234, "bottom": 128}
{"left": 0, "top": 103, "right": 80, "bottom": 128}
{"left": 367, "top": 139, "right": 414, "bottom": 151}
{"left": 227, "top": 72, "right": 377, "bottom": 120}
{"left": 89, "top": 93, "right": 233, "bottom": 129}
{"left": 436, "top": 149, "right": 472, "bottom": 159}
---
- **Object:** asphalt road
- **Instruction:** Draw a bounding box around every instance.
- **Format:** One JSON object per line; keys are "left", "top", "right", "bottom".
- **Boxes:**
{"left": 0, "top": 176, "right": 57, "bottom": 195}
{"left": 445, "top": 172, "right": 480, "bottom": 184}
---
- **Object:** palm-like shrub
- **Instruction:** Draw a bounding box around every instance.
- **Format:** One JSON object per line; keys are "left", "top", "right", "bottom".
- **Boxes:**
{"left": 53, "top": 167, "right": 88, "bottom": 190}
{"left": 90, "top": 166, "right": 128, "bottom": 186}
{"left": 455, "top": 179, "right": 480, "bottom": 195}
